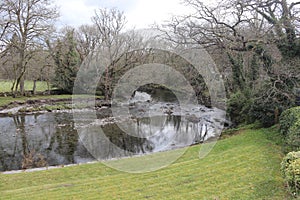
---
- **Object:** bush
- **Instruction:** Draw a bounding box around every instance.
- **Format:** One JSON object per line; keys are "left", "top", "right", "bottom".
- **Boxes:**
{"left": 285, "top": 121, "right": 300, "bottom": 153}
{"left": 249, "top": 97, "right": 278, "bottom": 127}
{"left": 281, "top": 151, "right": 300, "bottom": 196}
{"left": 227, "top": 90, "right": 252, "bottom": 126}
{"left": 280, "top": 107, "right": 300, "bottom": 152}
{"left": 249, "top": 82, "right": 295, "bottom": 127}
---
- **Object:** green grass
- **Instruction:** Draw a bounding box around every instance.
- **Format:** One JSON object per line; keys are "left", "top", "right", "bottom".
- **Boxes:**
{"left": 0, "top": 80, "right": 49, "bottom": 93}
{"left": 0, "top": 128, "right": 290, "bottom": 199}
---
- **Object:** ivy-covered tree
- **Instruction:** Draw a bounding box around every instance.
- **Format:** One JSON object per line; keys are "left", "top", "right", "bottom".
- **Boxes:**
{"left": 161, "top": 0, "right": 300, "bottom": 127}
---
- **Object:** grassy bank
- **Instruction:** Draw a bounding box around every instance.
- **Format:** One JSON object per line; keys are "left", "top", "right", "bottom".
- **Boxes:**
{"left": 0, "top": 128, "right": 289, "bottom": 199}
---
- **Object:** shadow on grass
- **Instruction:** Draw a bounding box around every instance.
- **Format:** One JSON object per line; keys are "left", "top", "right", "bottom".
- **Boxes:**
{"left": 251, "top": 180, "right": 290, "bottom": 199}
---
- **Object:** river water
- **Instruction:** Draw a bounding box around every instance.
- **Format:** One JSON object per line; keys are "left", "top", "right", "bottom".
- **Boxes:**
{"left": 0, "top": 92, "right": 227, "bottom": 172}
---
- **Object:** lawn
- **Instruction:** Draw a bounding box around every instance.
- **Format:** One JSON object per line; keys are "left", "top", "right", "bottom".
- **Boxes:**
{"left": 0, "top": 80, "right": 49, "bottom": 93}
{"left": 0, "top": 128, "right": 290, "bottom": 199}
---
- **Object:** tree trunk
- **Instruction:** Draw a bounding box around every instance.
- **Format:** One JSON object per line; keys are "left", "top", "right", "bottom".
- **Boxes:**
{"left": 14, "top": 76, "right": 21, "bottom": 97}
{"left": 15, "top": 49, "right": 26, "bottom": 96}
{"left": 32, "top": 80, "right": 37, "bottom": 95}
{"left": 11, "top": 80, "right": 16, "bottom": 98}
{"left": 104, "top": 67, "right": 110, "bottom": 101}
{"left": 47, "top": 81, "right": 51, "bottom": 95}
{"left": 281, "top": 0, "right": 296, "bottom": 45}
{"left": 274, "top": 107, "right": 279, "bottom": 124}
{"left": 20, "top": 77, "right": 25, "bottom": 96}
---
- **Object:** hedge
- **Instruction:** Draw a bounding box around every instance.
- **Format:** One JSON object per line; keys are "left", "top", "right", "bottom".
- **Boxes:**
{"left": 279, "top": 106, "right": 300, "bottom": 152}
{"left": 281, "top": 151, "right": 300, "bottom": 196}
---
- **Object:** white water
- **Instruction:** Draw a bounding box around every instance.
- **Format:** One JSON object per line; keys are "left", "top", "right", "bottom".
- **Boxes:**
{"left": 129, "top": 91, "right": 152, "bottom": 103}
{"left": 0, "top": 106, "right": 25, "bottom": 114}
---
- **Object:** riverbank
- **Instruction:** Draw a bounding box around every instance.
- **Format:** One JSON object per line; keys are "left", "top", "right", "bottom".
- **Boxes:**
{"left": 0, "top": 95, "right": 107, "bottom": 114}
{"left": 0, "top": 127, "right": 289, "bottom": 199}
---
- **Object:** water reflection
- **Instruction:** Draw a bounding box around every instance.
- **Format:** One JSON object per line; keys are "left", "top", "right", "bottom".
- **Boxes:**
{"left": 78, "top": 114, "right": 215, "bottom": 162}
{"left": 0, "top": 106, "right": 224, "bottom": 172}
{"left": 0, "top": 113, "right": 93, "bottom": 172}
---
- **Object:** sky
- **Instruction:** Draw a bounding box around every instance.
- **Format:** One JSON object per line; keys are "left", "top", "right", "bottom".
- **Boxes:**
{"left": 54, "top": 0, "right": 194, "bottom": 29}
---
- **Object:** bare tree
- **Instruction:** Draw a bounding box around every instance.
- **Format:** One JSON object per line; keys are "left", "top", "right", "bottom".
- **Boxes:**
{"left": 160, "top": 0, "right": 259, "bottom": 91}
{"left": 163, "top": 0, "right": 299, "bottom": 51}
{"left": 160, "top": 0, "right": 299, "bottom": 91}
{"left": 166, "top": 0, "right": 286, "bottom": 57}
{"left": 241, "top": 0, "right": 300, "bottom": 57}
{"left": 26, "top": 49, "right": 55, "bottom": 94}
{"left": 0, "top": 6, "right": 9, "bottom": 44}
{"left": 0, "top": 0, "right": 59, "bottom": 96}
{"left": 75, "top": 24, "right": 99, "bottom": 62}
{"left": 159, "top": 0, "right": 300, "bottom": 126}
{"left": 91, "top": 8, "right": 127, "bottom": 100}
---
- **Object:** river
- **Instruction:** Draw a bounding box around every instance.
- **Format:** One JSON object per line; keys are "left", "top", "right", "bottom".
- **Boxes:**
{"left": 0, "top": 91, "right": 227, "bottom": 172}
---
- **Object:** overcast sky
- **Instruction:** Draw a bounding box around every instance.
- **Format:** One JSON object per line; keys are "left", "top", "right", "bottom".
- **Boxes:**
{"left": 54, "top": 0, "right": 194, "bottom": 29}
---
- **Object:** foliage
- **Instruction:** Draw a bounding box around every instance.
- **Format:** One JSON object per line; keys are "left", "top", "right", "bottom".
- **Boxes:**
{"left": 297, "top": 89, "right": 300, "bottom": 106}
{"left": 248, "top": 77, "right": 296, "bottom": 127}
{"left": 21, "top": 150, "right": 47, "bottom": 170}
{"left": 247, "top": 54, "right": 260, "bottom": 88}
{"left": 227, "top": 90, "right": 252, "bottom": 126}
{"left": 281, "top": 151, "right": 300, "bottom": 196}
{"left": 280, "top": 107, "right": 300, "bottom": 153}
{"left": 278, "top": 39, "right": 300, "bottom": 59}
{"left": 226, "top": 53, "right": 245, "bottom": 92}
{"left": 280, "top": 107, "right": 300, "bottom": 136}
{"left": 162, "top": 0, "right": 300, "bottom": 128}
{"left": 50, "top": 29, "right": 81, "bottom": 94}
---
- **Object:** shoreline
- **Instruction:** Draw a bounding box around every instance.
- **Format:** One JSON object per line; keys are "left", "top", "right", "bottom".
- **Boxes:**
{"left": 1, "top": 144, "right": 194, "bottom": 175}
{"left": 0, "top": 95, "right": 109, "bottom": 115}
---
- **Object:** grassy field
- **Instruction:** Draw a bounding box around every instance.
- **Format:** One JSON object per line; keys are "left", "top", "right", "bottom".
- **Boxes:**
{"left": 0, "top": 127, "right": 290, "bottom": 199}
{"left": 0, "top": 80, "right": 49, "bottom": 93}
